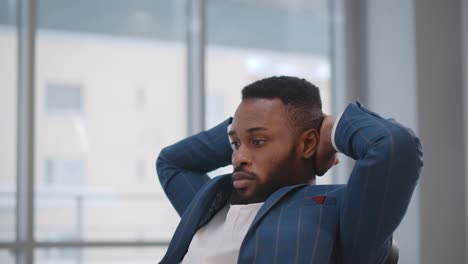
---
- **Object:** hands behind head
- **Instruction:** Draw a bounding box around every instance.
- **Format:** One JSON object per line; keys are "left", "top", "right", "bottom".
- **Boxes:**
{"left": 314, "top": 115, "right": 338, "bottom": 176}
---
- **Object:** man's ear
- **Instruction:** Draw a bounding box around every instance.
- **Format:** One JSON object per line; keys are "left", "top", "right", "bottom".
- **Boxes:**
{"left": 300, "top": 128, "right": 319, "bottom": 159}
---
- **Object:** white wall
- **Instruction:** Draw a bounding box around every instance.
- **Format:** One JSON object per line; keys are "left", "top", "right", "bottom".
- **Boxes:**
{"left": 362, "top": 0, "right": 468, "bottom": 263}
{"left": 414, "top": 1, "right": 466, "bottom": 263}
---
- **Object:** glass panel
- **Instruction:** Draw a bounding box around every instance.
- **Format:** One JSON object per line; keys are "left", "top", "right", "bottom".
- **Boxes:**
{"left": 35, "top": 0, "right": 186, "bottom": 241}
{"left": 45, "top": 82, "right": 83, "bottom": 113}
{"left": 36, "top": 247, "right": 167, "bottom": 264}
{"left": 0, "top": 0, "right": 17, "bottom": 241}
{"left": 205, "top": 0, "right": 332, "bottom": 182}
{"left": 0, "top": 250, "right": 15, "bottom": 264}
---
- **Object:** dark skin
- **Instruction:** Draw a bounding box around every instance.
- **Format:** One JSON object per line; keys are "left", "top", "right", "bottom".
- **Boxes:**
{"left": 228, "top": 98, "right": 338, "bottom": 204}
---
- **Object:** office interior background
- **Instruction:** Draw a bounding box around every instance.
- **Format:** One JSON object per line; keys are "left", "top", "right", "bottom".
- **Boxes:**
{"left": 0, "top": 0, "right": 467, "bottom": 263}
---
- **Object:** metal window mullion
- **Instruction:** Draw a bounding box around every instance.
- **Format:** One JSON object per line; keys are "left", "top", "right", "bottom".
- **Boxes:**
{"left": 329, "top": 0, "right": 365, "bottom": 184}
{"left": 0, "top": 241, "right": 170, "bottom": 249}
{"left": 16, "top": 0, "right": 36, "bottom": 264}
{"left": 186, "top": 0, "right": 206, "bottom": 135}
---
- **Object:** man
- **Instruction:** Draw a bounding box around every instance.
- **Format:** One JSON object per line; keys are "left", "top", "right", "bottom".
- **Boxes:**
{"left": 156, "top": 76, "right": 423, "bottom": 263}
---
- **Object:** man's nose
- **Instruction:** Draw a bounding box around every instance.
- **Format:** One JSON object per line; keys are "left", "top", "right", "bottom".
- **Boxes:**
{"left": 232, "top": 146, "right": 251, "bottom": 168}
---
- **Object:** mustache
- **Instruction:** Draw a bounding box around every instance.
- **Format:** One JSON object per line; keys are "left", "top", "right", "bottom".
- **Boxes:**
{"left": 232, "top": 167, "right": 257, "bottom": 180}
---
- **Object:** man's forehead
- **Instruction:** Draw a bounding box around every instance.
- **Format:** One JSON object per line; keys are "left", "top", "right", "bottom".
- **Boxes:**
{"left": 231, "top": 98, "right": 287, "bottom": 131}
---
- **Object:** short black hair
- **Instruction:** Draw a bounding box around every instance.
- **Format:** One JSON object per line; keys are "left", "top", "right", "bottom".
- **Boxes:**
{"left": 241, "top": 76, "right": 323, "bottom": 132}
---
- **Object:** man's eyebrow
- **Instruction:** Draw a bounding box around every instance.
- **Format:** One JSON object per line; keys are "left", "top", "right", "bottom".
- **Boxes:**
{"left": 228, "top": 127, "right": 267, "bottom": 136}
{"left": 246, "top": 127, "right": 267, "bottom": 133}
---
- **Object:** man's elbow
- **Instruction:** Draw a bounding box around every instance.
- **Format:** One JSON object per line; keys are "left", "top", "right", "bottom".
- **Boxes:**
{"left": 389, "top": 123, "right": 424, "bottom": 171}
{"left": 155, "top": 146, "right": 171, "bottom": 186}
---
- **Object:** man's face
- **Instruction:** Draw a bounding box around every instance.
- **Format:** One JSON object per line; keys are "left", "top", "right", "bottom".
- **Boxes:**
{"left": 228, "top": 98, "right": 304, "bottom": 204}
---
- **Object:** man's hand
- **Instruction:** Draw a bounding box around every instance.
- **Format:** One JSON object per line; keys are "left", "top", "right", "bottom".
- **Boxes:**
{"left": 315, "top": 115, "right": 338, "bottom": 176}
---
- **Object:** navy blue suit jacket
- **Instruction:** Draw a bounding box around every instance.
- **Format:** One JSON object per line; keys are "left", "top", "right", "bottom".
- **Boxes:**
{"left": 156, "top": 102, "right": 423, "bottom": 263}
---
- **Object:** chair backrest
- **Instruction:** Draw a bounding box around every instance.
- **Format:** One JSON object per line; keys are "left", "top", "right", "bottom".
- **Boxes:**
{"left": 384, "top": 239, "right": 399, "bottom": 264}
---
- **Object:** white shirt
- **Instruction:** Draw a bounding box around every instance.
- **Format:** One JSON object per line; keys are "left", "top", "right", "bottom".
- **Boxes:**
{"left": 181, "top": 202, "right": 264, "bottom": 264}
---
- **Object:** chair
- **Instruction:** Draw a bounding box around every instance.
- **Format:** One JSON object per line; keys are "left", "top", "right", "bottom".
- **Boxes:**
{"left": 384, "top": 239, "right": 399, "bottom": 264}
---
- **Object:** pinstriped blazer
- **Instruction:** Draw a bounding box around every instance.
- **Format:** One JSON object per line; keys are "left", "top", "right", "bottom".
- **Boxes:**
{"left": 156, "top": 102, "right": 423, "bottom": 264}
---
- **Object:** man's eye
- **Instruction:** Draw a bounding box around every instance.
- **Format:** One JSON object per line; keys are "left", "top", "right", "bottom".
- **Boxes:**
{"left": 252, "top": 140, "right": 266, "bottom": 147}
{"left": 231, "top": 142, "right": 240, "bottom": 150}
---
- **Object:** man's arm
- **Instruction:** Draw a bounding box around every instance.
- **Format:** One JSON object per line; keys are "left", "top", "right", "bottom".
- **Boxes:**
{"left": 156, "top": 119, "right": 233, "bottom": 217}
{"left": 322, "top": 102, "right": 423, "bottom": 263}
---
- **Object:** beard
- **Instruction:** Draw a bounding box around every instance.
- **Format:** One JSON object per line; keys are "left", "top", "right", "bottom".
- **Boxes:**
{"left": 230, "top": 146, "right": 298, "bottom": 205}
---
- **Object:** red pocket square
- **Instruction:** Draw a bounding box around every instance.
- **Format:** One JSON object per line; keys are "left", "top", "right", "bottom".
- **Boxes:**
{"left": 312, "top": 195, "right": 327, "bottom": 204}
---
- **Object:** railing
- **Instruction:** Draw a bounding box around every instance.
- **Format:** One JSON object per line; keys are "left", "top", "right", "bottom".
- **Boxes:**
{"left": 0, "top": 190, "right": 174, "bottom": 263}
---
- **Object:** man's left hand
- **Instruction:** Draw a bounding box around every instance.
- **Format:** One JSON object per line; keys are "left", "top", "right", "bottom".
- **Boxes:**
{"left": 314, "top": 115, "right": 338, "bottom": 176}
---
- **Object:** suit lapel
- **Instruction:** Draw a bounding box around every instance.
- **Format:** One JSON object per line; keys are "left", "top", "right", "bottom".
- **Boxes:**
{"left": 160, "top": 174, "right": 232, "bottom": 264}
{"left": 249, "top": 184, "right": 308, "bottom": 231}
{"left": 161, "top": 180, "right": 308, "bottom": 264}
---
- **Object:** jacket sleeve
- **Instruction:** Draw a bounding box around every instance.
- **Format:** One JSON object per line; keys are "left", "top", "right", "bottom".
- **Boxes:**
{"left": 156, "top": 119, "right": 233, "bottom": 217}
{"left": 336, "top": 102, "right": 423, "bottom": 263}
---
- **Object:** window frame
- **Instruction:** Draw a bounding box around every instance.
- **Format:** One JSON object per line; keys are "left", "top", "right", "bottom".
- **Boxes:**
{"left": 1, "top": 0, "right": 339, "bottom": 263}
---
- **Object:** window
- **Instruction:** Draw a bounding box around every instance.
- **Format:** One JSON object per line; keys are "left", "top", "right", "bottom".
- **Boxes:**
{"left": 205, "top": 0, "right": 332, "bottom": 182}
{"left": 2, "top": 0, "right": 336, "bottom": 263}
{"left": 35, "top": 0, "right": 186, "bottom": 246}
{"left": 0, "top": 250, "right": 14, "bottom": 264}
{"left": 0, "top": 0, "right": 16, "bottom": 243}
{"left": 45, "top": 82, "right": 83, "bottom": 113}
{"left": 135, "top": 158, "right": 146, "bottom": 181}
{"left": 45, "top": 158, "right": 83, "bottom": 185}
{"left": 135, "top": 86, "right": 146, "bottom": 108}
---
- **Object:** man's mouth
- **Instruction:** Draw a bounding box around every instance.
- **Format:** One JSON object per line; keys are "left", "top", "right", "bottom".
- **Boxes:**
{"left": 232, "top": 171, "right": 255, "bottom": 189}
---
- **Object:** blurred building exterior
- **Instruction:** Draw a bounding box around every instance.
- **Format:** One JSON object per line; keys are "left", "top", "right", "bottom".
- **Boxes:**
{"left": 0, "top": 0, "right": 331, "bottom": 263}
